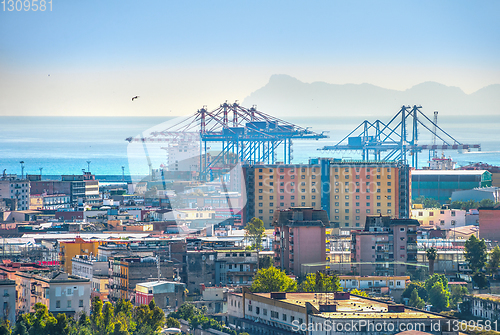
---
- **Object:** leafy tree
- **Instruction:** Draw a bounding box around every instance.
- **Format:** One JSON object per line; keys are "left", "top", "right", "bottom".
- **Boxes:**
{"left": 349, "top": 289, "right": 368, "bottom": 297}
{"left": 169, "top": 303, "right": 201, "bottom": 322}
{"left": 250, "top": 266, "right": 297, "bottom": 293}
{"left": 479, "top": 199, "right": 496, "bottom": 208}
{"left": 90, "top": 297, "right": 104, "bottom": 334}
{"left": 409, "top": 288, "right": 425, "bottom": 309}
{"left": 299, "top": 272, "right": 340, "bottom": 293}
{"left": 486, "top": 245, "right": 500, "bottom": 276}
{"left": 258, "top": 255, "right": 273, "bottom": 269}
{"left": 103, "top": 302, "right": 115, "bottom": 331}
{"left": 402, "top": 282, "right": 428, "bottom": 301}
{"left": 464, "top": 235, "right": 487, "bottom": 273}
{"left": 0, "top": 320, "right": 12, "bottom": 335}
{"left": 449, "top": 285, "right": 468, "bottom": 309}
{"left": 425, "top": 274, "right": 448, "bottom": 294}
{"left": 165, "top": 318, "right": 180, "bottom": 329}
{"left": 12, "top": 321, "right": 27, "bottom": 335}
{"left": 428, "top": 281, "right": 449, "bottom": 311}
{"left": 244, "top": 217, "right": 265, "bottom": 250}
{"left": 426, "top": 247, "right": 437, "bottom": 275}
{"left": 412, "top": 196, "right": 441, "bottom": 209}
{"left": 472, "top": 272, "right": 488, "bottom": 289}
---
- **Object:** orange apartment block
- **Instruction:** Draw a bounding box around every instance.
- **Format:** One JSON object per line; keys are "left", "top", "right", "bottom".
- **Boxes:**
{"left": 243, "top": 159, "right": 410, "bottom": 228}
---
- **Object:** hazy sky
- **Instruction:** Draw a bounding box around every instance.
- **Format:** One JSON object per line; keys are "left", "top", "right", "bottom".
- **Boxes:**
{"left": 1, "top": 0, "right": 499, "bottom": 116}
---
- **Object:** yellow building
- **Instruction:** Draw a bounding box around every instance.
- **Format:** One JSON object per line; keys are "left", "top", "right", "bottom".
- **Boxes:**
{"left": 243, "top": 160, "right": 409, "bottom": 228}
{"left": 59, "top": 238, "right": 102, "bottom": 274}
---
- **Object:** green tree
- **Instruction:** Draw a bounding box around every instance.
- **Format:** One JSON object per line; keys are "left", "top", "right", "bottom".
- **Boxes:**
{"left": 299, "top": 272, "right": 340, "bottom": 293}
{"left": 90, "top": 297, "right": 104, "bottom": 334}
{"left": 165, "top": 317, "right": 180, "bottom": 329}
{"left": 12, "top": 322, "right": 27, "bottom": 335}
{"left": 259, "top": 255, "right": 273, "bottom": 269}
{"left": 250, "top": 266, "right": 297, "bottom": 293}
{"left": 472, "top": 272, "right": 488, "bottom": 289}
{"left": 412, "top": 196, "right": 441, "bottom": 209}
{"left": 464, "top": 235, "right": 487, "bottom": 273}
{"left": 426, "top": 247, "right": 437, "bottom": 276}
{"left": 103, "top": 302, "right": 115, "bottom": 331}
{"left": 409, "top": 288, "right": 425, "bottom": 309}
{"left": 349, "top": 289, "right": 368, "bottom": 297}
{"left": 428, "top": 281, "right": 449, "bottom": 311}
{"left": 0, "top": 320, "right": 12, "bottom": 335}
{"left": 244, "top": 217, "right": 265, "bottom": 250}
{"left": 486, "top": 245, "right": 500, "bottom": 276}
{"left": 449, "top": 285, "right": 468, "bottom": 309}
{"left": 168, "top": 303, "right": 201, "bottom": 322}
{"left": 425, "top": 274, "right": 448, "bottom": 294}
{"left": 479, "top": 199, "right": 496, "bottom": 208}
{"left": 402, "top": 282, "right": 428, "bottom": 301}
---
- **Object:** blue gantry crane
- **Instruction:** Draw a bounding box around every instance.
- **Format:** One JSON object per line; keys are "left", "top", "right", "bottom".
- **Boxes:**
{"left": 127, "top": 102, "right": 328, "bottom": 180}
{"left": 319, "top": 105, "right": 481, "bottom": 168}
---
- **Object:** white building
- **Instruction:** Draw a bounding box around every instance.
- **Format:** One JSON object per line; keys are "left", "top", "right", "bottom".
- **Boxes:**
{"left": 411, "top": 208, "right": 466, "bottom": 229}
{"left": 165, "top": 140, "right": 200, "bottom": 172}
{"left": 338, "top": 275, "right": 409, "bottom": 291}
{"left": 463, "top": 294, "right": 500, "bottom": 320}
{"left": 72, "top": 255, "right": 108, "bottom": 280}
{"left": 0, "top": 177, "right": 30, "bottom": 210}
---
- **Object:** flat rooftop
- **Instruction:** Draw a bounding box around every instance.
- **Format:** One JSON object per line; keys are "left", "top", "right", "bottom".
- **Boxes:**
{"left": 241, "top": 292, "right": 443, "bottom": 319}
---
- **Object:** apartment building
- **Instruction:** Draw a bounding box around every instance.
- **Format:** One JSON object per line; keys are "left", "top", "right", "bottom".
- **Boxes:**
{"left": 107, "top": 256, "right": 174, "bottom": 302}
{"left": 135, "top": 280, "right": 186, "bottom": 311}
{"left": 0, "top": 176, "right": 30, "bottom": 211}
{"left": 351, "top": 216, "right": 419, "bottom": 276}
{"left": 0, "top": 279, "right": 16, "bottom": 325}
{"left": 227, "top": 291, "right": 454, "bottom": 335}
{"left": 411, "top": 208, "right": 466, "bottom": 229}
{"left": 243, "top": 160, "right": 410, "bottom": 228}
{"left": 272, "top": 207, "right": 330, "bottom": 276}
{"left": 463, "top": 294, "right": 500, "bottom": 320}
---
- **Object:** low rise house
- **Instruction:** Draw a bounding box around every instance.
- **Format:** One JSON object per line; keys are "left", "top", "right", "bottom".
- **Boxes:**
{"left": 462, "top": 294, "right": 500, "bottom": 320}
{"left": 135, "top": 281, "right": 186, "bottom": 312}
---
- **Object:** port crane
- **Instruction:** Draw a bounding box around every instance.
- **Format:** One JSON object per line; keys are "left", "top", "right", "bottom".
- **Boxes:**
{"left": 319, "top": 105, "right": 481, "bottom": 168}
{"left": 127, "top": 102, "right": 328, "bottom": 180}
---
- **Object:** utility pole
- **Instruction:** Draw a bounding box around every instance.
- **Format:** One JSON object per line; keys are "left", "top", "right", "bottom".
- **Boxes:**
{"left": 121, "top": 166, "right": 125, "bottom": 182}
{"left": 39, "top": 167, "right": 43, "bottom": 178}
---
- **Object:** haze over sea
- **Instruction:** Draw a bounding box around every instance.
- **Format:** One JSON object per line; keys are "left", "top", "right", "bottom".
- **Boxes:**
{"left": 1, "top": 115, "right": 499, "bottom": 179}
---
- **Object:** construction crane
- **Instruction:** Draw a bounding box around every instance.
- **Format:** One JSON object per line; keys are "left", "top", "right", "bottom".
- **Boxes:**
{"left": 319, "top": 105, "right": 481, "bottom": 168}
{"left": 126, "top": 102, "right": 328, "bottom": 180}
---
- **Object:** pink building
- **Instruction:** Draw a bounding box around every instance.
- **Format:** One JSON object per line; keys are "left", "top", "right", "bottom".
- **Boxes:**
{"left": 273, "top": 207, "right": 329, "bottom": 276}
{"left": 351, "top": 216, "right": 419, "bottom": 276}
{"left": 479, "top": 204, "right": 500, "bottom": 242}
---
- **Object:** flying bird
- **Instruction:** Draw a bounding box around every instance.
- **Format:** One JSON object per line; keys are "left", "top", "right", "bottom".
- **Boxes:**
{"left": 132, "top": 96, "right": 140, "bottom": 101}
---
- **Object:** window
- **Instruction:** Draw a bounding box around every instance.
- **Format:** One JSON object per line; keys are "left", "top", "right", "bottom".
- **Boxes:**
{"left": 366, "top": 202, "right": 370, "bottom": 206}
{"left": 270, "top": 196, "right": 273, "bottom": 200}
{"left": 263, "top": 308, "right": 267, "bottom": 316}
{"left": 356, "top": 209, "right": 360, "bottom": 213}
{"left": 258, "top": 196, "right": 263, "bottom": 200}
{"left": 258, "top": 209, "right": 263, "bottom": 214}
{"left": 377, "top": 202, "right": 381, "bottom": 207}
{"left": 56, "top": 300, "right": 61, "bottom": 308}
{"left": 345, "top": 195, "right": 349, "bottom": 199}
{"left": 269, "top": 202, "right": 273, "bottom": 207}
{"left": 400, "top": 227, "right": 405, "bottom": 232}
{"left": 283, "top": 314, "right": 287, "bottom": 321}
{"left": 79, "top": 300, "right": 84, "bottom": 307}
{"left": 67, "top": 300, "right": 72, "bottom": 308}
{"left": 248, "top": 304, "right": 252, "bottom": 312}
{"left": 256, "top": 307, "right": 260, "bottom": 315}
{"left": 345, "top": 202, "right": 349, "bottom": 206}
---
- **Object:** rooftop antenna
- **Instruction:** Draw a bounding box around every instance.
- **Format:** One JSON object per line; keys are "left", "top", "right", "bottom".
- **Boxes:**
{"left": 86, "top": 161, "right": 91, "bottom": 173}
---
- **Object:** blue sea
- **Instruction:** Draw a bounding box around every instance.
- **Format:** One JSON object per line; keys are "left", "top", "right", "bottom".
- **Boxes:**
{"left": 1, "top": 115, "right": 499, "bottom": 180}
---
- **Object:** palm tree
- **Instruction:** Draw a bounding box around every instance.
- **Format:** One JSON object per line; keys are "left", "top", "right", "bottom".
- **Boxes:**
{"left": 426, "top": 247, "right": 437, "bottom": 275}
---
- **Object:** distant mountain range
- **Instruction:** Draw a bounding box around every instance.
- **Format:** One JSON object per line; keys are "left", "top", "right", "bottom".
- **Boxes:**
{"left": 242, "top": 74, "right": 500, "bottom": 117}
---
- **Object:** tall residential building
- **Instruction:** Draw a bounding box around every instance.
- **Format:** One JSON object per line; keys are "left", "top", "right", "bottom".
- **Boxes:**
{"left": 272, "top": 207, "right": 330, "bottom": 276}
{"left": 243, "top": 160, "right": 410, "bottom": 228}
{"left": 351, "top": 216, "right": 419, "bottom": 276}
{"left": 0, "top": 176, "right": 30, "bottom": 211}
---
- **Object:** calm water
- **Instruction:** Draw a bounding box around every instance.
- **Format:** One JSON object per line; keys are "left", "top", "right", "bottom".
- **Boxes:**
{"left": 1, "top": 115, "right": 499, "bottom": 178}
